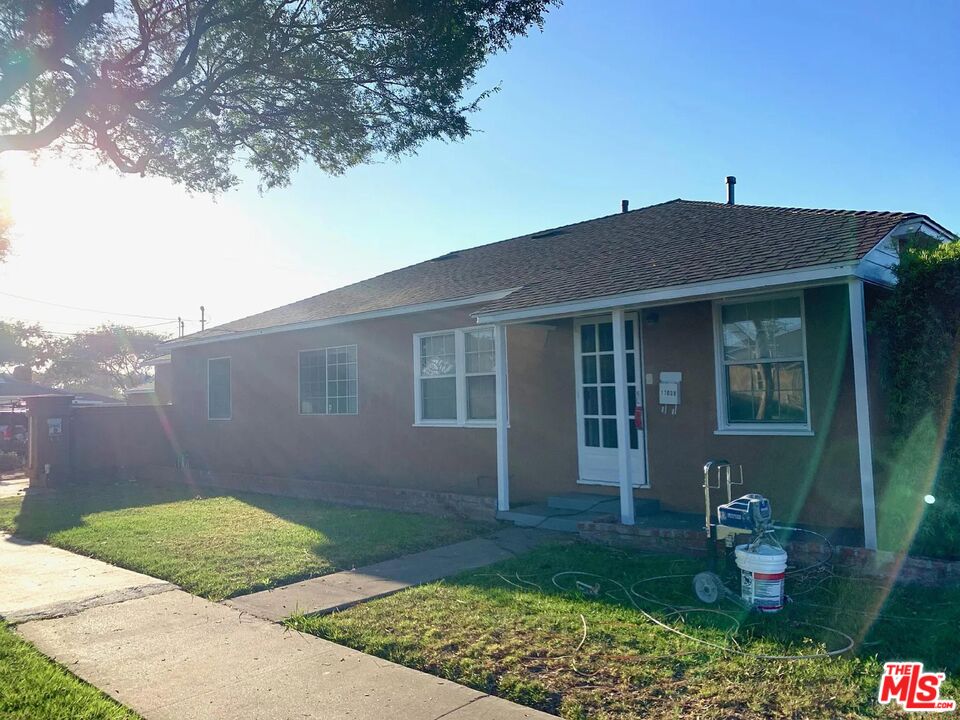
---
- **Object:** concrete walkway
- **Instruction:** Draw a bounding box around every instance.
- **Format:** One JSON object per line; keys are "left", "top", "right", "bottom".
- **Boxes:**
{"left": 227, "top": 526, "right": 555, "bottom": 621}
{"left": 1, "top": 533, "right": 554, "bottom": 720}
{"left": 0, "top": 474, "right": 28, "bottom": 498}
{"left": 0, "top": 533, "right": 173, "bottom": 623}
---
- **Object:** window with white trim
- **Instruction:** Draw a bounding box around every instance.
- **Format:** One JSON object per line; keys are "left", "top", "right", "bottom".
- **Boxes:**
{"left": 715, "top": 295, "right": 810, "bottom": 431}
{"left": 415, "top": 327, "right": 498, "bottom": 425}
{"left": 299, "top": 345, "right": 358, "bottom": 415}
{"left": 207, "top": 357, "right": 231, "bottom": 420}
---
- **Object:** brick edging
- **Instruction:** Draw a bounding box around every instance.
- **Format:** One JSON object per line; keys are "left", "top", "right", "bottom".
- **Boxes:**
{"left": 133, "top": 466, "right": 498, "bottom": 523}
{"left": 578, "top": 520, "right": 960, "bottom": 587}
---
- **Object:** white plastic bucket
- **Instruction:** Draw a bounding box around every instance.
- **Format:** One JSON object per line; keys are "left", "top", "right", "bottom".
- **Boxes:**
{"left": 735, "top": 543, "right": 787, "bottom": 613}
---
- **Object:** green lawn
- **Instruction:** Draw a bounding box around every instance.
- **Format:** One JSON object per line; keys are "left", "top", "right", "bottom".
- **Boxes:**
{"left": 290, "top": 542, "right": 960, "bottom": 720}
{"left": 0, "top": 482, "right": 485, "bottom": 601}
{"left": 0, "top": 622, "right": 139, "bottom": 720}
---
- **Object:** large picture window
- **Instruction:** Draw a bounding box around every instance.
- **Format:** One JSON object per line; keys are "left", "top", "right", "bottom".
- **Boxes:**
{"left": 207, "top": 357, "right": 231, "bottom": 420}
{"left": 714, "top": 295, "right": 810, "bottom": 433}
{"left": 299, "top": 345, "right": 358, "bottom": 415}
{"left": 414, "top": 327, "right": 499, "bottom": 426}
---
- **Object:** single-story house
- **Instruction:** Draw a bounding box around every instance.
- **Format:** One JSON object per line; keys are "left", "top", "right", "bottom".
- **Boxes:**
{"left": 160, "top": 188, "right": 953, "bottom": 549}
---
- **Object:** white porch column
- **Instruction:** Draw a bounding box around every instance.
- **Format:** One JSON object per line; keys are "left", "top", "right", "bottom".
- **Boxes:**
{"left": 495, "top": 323, "right": 510, "bottom": 512}
{"left": 612, "top": 309, "right": 635, "bottom": 525}
{"left": 849, "top": 278, "right": 878, "bottom": 550}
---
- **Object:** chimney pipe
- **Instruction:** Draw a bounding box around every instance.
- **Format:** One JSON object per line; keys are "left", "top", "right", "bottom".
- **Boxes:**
{"left": 621, "top": 199, "right": 629, "bottom": 213}
{"left": 725, "top": 176, "right": 736, "bottom": 205}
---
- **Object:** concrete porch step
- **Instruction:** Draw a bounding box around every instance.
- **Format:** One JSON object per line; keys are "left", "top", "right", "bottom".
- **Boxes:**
{"left": 547, "top": 492, "right": 660, "bottom": 516}
{"left": 496, "top": 504, "right": 616, "bottom": 533}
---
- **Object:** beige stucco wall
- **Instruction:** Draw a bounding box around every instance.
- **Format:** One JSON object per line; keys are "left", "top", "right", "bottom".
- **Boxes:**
{"left": 170, "top": 304, "right": 583, "bottom": 499}
{"left": 154, "top": 363, "right": 172, "bottom": 405}
{"left": 168, "top": 285, "right": 877, "bottom": 530}
{"left": 638, "top": 285, "right": 864, "bottom": 529}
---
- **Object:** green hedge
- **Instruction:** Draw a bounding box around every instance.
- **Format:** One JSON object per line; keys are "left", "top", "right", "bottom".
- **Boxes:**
{"left": 874, "top": 237, "right": 960, "bottom": 558}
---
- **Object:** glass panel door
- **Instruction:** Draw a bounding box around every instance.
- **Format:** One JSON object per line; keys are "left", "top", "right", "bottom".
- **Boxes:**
{"left": 574, "top": 314, "right": 647, "bottom": 487}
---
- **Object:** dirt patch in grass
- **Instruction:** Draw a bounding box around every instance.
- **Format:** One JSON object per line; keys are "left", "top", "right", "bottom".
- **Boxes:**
{"left": 0, "top": 481, "right": 487, "bottom": 600}
{"left": 290, "top": 542, "right": 959, "bottom": 719}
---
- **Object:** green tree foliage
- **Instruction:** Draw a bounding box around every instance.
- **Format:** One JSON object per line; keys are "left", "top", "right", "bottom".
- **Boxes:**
{"left": 0, "top": 0, "right": 558, "bottom": 192}
{"left": 874, "top": 237, "right": 960, "bottom": 557}
{"left": 0, "top": 202, "right": 8, "bottom": 262}
{"left": 0, "top": 320, "right": 54, "bottom": 369}
{"left": 0, "top": 173, "right": 10, "bottom": 262}
{"left": 42, "top": 324, "right": 168, "bottom": 397}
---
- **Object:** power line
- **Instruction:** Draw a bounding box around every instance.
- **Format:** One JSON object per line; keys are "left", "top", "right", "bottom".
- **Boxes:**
{"left": 1, "top": 317, "right": 194, "bottom": 328}
{"left": 134, "top": 320, "right": 185, "bottom": 329}
{"left": 16, "top": 324, "right": 179, "bottom": 338}
{"left": 0, "top": 290, "right": 180, "bottom": 321}
{"left": 1, "top": 317, "right": 184, "bottom": 338}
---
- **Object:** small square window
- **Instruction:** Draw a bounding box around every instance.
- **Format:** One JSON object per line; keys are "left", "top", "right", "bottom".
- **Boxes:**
{"left": 299, "top": 346, "right": 358, "bottom": 415}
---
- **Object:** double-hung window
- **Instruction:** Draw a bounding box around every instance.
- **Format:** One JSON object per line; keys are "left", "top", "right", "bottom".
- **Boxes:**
{"left": 714, "top": 294, "right": 811, "bottom": 434}
{"left": 207, "top": 357, "right": 231, "bottom": 420}
{"left": 415, "top": 327, "right": 499, "bottom": 426}
{"left": 299, "top": 345, "right": 358, "bottom": 415}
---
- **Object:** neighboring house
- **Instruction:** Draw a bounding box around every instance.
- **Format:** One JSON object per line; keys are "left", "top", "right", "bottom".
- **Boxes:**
{"left": 125, "top": 355, "right": 172, "bottom": 406}
{"left": 0, "top": 374, "right": 122, "bottom": 406}
{"left": 161, "top": 191, "right": 954, "bottom": 549}
{"left": 125, "top": 382, "right": 158, "bottom": 406}
{"left": 151, "top": 355, "right": 172, "bottom": 404}
{"left": 72, "top": 392, "right": 124, "bottom": 406}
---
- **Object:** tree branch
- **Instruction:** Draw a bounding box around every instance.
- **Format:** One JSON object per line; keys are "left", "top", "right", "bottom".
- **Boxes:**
{"left": 86, "top": 120, "right": 150, "bottom": 173}
{"left": 0, "top": 87, "right": 92, "bottom": 151}
{"left": 0, "top": 0, "right": 116, "bottom": 105}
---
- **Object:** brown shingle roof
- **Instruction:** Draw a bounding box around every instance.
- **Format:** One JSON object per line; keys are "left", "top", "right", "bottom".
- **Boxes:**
{"left": 178, "top": 199, "right": 923, "bottom": 341}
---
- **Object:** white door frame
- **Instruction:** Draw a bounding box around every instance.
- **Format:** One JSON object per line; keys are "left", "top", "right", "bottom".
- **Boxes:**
{"left": 573, "top": 312, "right": 649, "bottom": 488}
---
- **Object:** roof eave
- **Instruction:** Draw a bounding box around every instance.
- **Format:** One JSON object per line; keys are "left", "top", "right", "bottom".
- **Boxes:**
{"left": 472, "top": 261, "right": 865, "bottom": 325}
{"left": 161, "top": 288, "right": 522, "bottom": 351}
{"left": 858, "top": 216, "right": 957, "bottom": 287}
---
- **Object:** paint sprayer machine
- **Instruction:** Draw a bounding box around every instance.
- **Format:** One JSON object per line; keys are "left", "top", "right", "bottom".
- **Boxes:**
{"left": 693, "top": 459, "right": 788, "bottom": 613}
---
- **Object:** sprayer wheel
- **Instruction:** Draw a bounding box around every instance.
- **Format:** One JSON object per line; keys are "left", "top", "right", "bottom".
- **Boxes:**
{"left": 693, "top": 571, "right": 724, "bottom": 604}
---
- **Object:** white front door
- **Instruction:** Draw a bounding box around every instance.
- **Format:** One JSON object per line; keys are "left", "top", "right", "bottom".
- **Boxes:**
{"left": 574, "top": 314, "right": 647, "bottom": 487}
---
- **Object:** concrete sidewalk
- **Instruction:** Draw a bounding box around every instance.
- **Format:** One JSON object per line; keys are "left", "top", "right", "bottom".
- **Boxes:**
{"left": 227, "top": 526, "right": 556, "bottom": 621}
{"left": 1, "top": 533, "right": 554, "bottom": 720}
{"left": 0, "top": 533, "right": 173, "bottom": 623}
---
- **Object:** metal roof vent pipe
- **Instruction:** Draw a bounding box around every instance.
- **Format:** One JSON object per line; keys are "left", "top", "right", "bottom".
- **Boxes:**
{"left": 725, "top": 176, "right": 736, "bottom": 205}
{"left": 621, "top": 199, "right": 629, "bottom": 213}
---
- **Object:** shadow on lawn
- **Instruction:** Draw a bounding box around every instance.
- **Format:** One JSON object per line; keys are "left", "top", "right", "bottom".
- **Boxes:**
{"left": 441, "top": 543, "right": 960, "bottom": 673}
{"left": 233, "top": 489, "right": 494, "bottom": 571}
{"left": 4, "top": 479, "right": 491, "bottom": 600}
{"left": 7, "top": 477, "right": 478, "bottom": 540}
{"left": 5, "top": 480, "right": 219, "bottom": 540}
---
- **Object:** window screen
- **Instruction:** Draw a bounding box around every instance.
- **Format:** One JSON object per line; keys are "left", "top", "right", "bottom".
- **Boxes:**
{"left": 208, "top": 358, "right": 231, "bottom": 419}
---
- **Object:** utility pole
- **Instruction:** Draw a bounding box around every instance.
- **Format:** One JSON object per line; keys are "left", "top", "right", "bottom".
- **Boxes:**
{"left": 178, "top": 317, "right": 184, "bottom": 338}
{"left": 200, "top": 306, "right": 206, "bottom": 332}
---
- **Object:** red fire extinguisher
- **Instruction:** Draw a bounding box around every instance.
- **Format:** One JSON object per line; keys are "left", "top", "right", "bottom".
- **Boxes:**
{"left": 634, "top": 405, "right": 644, "bottom": 430}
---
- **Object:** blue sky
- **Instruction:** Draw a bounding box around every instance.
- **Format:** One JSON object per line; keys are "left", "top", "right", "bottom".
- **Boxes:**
{"left": 1, "top": 1, "right": 958, "bottom": 333}
{"left": 237, "top": 0, "right": 960, "bottom": 288}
